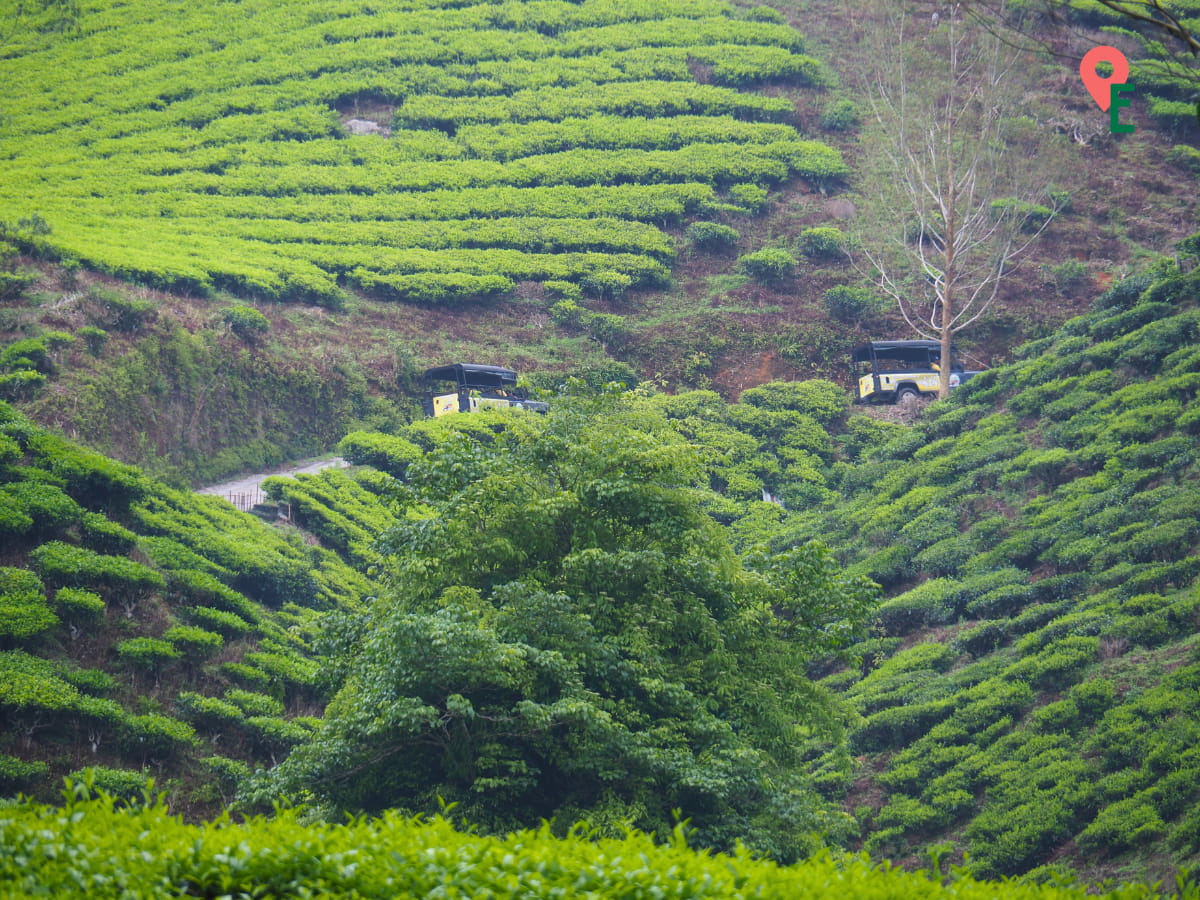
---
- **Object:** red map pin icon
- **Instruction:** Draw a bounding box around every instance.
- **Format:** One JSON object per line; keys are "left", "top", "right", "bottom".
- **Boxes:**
{"left": 1080, "top": 46, "right": 1130, "bottom": 111}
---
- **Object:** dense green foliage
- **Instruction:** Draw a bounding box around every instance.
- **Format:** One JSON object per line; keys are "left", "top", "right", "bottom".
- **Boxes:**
{"left": 257, "top": 393, "right": 877, "bottom": 861}
{"left": 0, "top": 0, "right": 845, "bottom": 305}
{"left": 0, "top": 400, "right": 365, "bottom": 814}
{"left": 3, "top": 227, "right": 1200, "bottom": 888}
{"left": 773, "top": 250, "right": 1200, "bottom": 881}
{"left": 4, "top": 785, "right": 1188, "bottom": 900}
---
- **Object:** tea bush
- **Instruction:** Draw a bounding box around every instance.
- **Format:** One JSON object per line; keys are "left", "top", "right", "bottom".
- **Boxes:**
{"left": 30, "top": 541, "right": 165, "bottom": 596}
{"left": 797, "top": 226, "right": 851, "bottom": 259}
{"left": 821, "top": 98, "right": 861, "bottom": 130}
{"left": 738, "top": 248, "right": 797, "bottom": 283}
{"left": 0, "top": 790, "right": 1179, "bottom": 899}
{"left": 823, "top": 284, "right": 883, "bottom": 323}
{"left": 686, "top": 221, "right": 740, "bottom": 251}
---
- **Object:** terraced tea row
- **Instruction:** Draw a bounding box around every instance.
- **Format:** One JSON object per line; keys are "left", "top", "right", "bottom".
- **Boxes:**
{"left": 0, "top": 0, "right": 844, "bottom": 305}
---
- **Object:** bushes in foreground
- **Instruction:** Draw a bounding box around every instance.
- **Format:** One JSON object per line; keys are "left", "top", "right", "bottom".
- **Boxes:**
{"left": 0, "top": 787, "right": 1188, "bottom": 900}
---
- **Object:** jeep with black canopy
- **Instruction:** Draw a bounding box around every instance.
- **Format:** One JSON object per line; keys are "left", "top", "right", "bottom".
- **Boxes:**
{"left": 851, "top": 340, "right": 980, "bottom": 403}
{"left": 422, "top": 363, "right": 548, "bottom": 417}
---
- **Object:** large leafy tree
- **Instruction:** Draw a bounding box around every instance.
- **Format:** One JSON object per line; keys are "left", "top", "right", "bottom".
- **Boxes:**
{"left": 258, "top": 392, "right": 876, "bottom": 860}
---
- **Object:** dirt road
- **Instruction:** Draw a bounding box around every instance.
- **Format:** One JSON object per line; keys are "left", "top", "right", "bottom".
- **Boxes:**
{"left": 197, "top": 456, "right": 348, "bottom": 511}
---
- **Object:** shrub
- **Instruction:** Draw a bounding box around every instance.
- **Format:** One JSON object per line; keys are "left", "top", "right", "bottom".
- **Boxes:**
{"left": 1049, "top": 259, "right": 1088, "bottom": 294}
{"left": 202, "top": 755, "right": 251, "bottom": 796}
{"left": 164, "top": 570, "right": 262, "bottom": 624}
{"left": 797, "top": 226, "right": 850, "bottom": 259}
{"left": 224, "top": 689, "right": 285, "bottom": 718}
{"left": 77, "top": 326, "right": 108, "bottom": 356}
{"left": 184, "top": 605, "right": 253, "bottom": 637}
{"left": 953, "top": 621, "right": 1010, "bottom": 655}
{"left": 2, "top": 481, "right": 83, "bottom": 537}
{"left": 580, "top": 270, "right": 632, "bottom": 300}
{"left": 876, "top": 578, "right": 961, "bottom": 634}
{"left": 221, "top": 304, "right": 270, "bottom": 342}
{"left": 965, "top": 583, "right": 1033, "bottom": 618}
{"left": 30, "top": 541, "right": 165, "bottom": 596}
{"left": 737, "top": 248, "right": 796, "bottom": 283}
{"left": 990, "top": 198, "right": 1053, "bottom": 232}
{"left": 55, "top": 586, "right": 105, "bottom": 619}
{"left": 90, "top": 287, "right": 156, "bottom": 333}
{"left": 336, "top": 432, "right": 423, "bottom": 478}
{"left": 30, "top": 434, "right": 148, "bottom": 511}
{"left": 1068, "top": 679, "right": 1116, "bottom": 720}
{"left": 1006, "top": 636, "right": 1099, "bottom": 690}
{"left": 120, "top": 714, "right": 195, "bottom": 757}
{"left": 176, "top": 691, "right": 245, "bottom": 728}
{"left": 685, "top": 221, "right": 739, "bottom": 251}
{"left": 543, "top": 280, "right": 581, "bottom": 301}
{"left": 243, "top": 651, "right": 317, "bottom": 687}
{"left": 549, "top": 298, "right": 585, "bottom": 328}
{"left": 245, "top": 715, "right": 311, "bottom": 752}
{"left": 0, "top": 753, "right": 49, "bottom": 792}
{"left": 728, "top": 182, "right": 768, "bottom": 212}
{"left": 220, "top": 662, "right": 272, "bottom": 689}
{"left": 0, "top": 566, "right": 56, "bottom": 641}
{"left": 738, "top": 380, "right": 848, "bottom": 425}
{"left": 823, "top": 285, "right": 882, "bottom": 323}
{"left": 66, "top": 766, "right": 155, "bottom": 803}
{"left": 116, "top": 637, "right": 182, "bottom": 671}
{"left": 1077, "top": 797, "right": 1166, "bottom": 855}
{"left": 851, "top": 700, "right": 955, "bottom": 752}
{"left": 80, "top": 511, "right": 137, "bottom": 554}
{"left": 821, "top": 98, "right": 861, "bottom": 131}
{"left": 163, "top": 625, "right": 224, "bottom": 660}
{"left": 1029, "top": 699, "right": 1081, "bottom": 733}
{"left": 913, "top": 535, "right": 975, "bottom": 576}
{"left": 584, "top": 311, "right": 627, "bottom": 347}
{"left": 0, "top": 269, "right": 37, "bottom": 302}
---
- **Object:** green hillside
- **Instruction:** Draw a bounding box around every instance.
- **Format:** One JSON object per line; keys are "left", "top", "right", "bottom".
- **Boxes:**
{"left": 0, "top": 0, "right": 842, "bottom": 305}
{"left": 5, "top": 0, "right": 1200, "bottom": 894}
{"left": 775, "top": 251, "right": 1200, "bottom": 883}
{"left": 3, "top": 241, "right": 1200, "bottom": 893}
{"left": 4, "top": 0, "right": 1200, "bottom": 487}
{"left": 0, "top": 400, "right": 368, "bottom": 815}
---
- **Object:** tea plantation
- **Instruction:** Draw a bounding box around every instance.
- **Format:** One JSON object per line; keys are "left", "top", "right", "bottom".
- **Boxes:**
{"left": 775, "top": 250, "right": 1200, "bottom": 882}
{"left": 2, "top": 234, "right": 1200, "bottom": 894}
{"left": 0, "top": 399, "right": 369, "bottom": 813}
{"left": 0, "top": 0, "right": 844, "bottom": 305}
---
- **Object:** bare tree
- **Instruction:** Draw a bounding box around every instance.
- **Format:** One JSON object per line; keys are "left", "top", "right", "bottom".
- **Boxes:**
{"left": 954, "top": 0, "right": 1199, "bottom": 57}
{"left": 951, "top": 1, "right": 1200, "bottom": 128}
{"left": 855, "top": 6, "right": 1065, "bottom": 397}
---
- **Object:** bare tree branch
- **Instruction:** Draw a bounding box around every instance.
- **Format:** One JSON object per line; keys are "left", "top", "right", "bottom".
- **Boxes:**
{"left": 855, "top": 4, "right": 1065, "bottom": 397}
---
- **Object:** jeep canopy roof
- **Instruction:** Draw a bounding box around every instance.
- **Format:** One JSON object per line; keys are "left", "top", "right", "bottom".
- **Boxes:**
{"left": 851, "top": 340, "right": 943, "bottom": 364}
{"left": 422, "top": 363, "right": 518, "bottom": 389}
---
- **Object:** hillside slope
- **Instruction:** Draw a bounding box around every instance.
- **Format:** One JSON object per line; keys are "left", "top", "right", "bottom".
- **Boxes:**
{"left": 3, "top": 0, "right": 1199, "bottom": 486}
{"left": 2, "top": 242, "right": 1200, "bottom": 890}
{"left": 775, "top": 247, "right": 1200, "bottom": 883}
{"left": 0, "top": 0, "right": 841, "bottom": 305}
{"left": 0, "top": 402, "right": 367, "bottom": 814}
{"left": 223, "top": 243, "right": 1200, "bottom": 883}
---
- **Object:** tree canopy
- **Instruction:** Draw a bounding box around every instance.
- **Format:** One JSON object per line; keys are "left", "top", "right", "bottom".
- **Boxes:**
{"left": 255, "top": 392, "right": 877, "bottom": 860}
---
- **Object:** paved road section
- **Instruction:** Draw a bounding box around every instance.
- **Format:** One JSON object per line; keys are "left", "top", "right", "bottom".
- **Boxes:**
{"left": 197, "top": 456, "right": 347, "bottom": 510}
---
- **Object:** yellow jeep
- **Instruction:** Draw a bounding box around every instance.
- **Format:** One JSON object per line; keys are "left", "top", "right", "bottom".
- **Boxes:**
{"left": 851, "top": 340, "right": 978, "bottom": 404}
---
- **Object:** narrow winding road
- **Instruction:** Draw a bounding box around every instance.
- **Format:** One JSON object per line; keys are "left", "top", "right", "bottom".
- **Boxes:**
{"left": 196, "top": 456, "right": 347, "bottom": 510}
